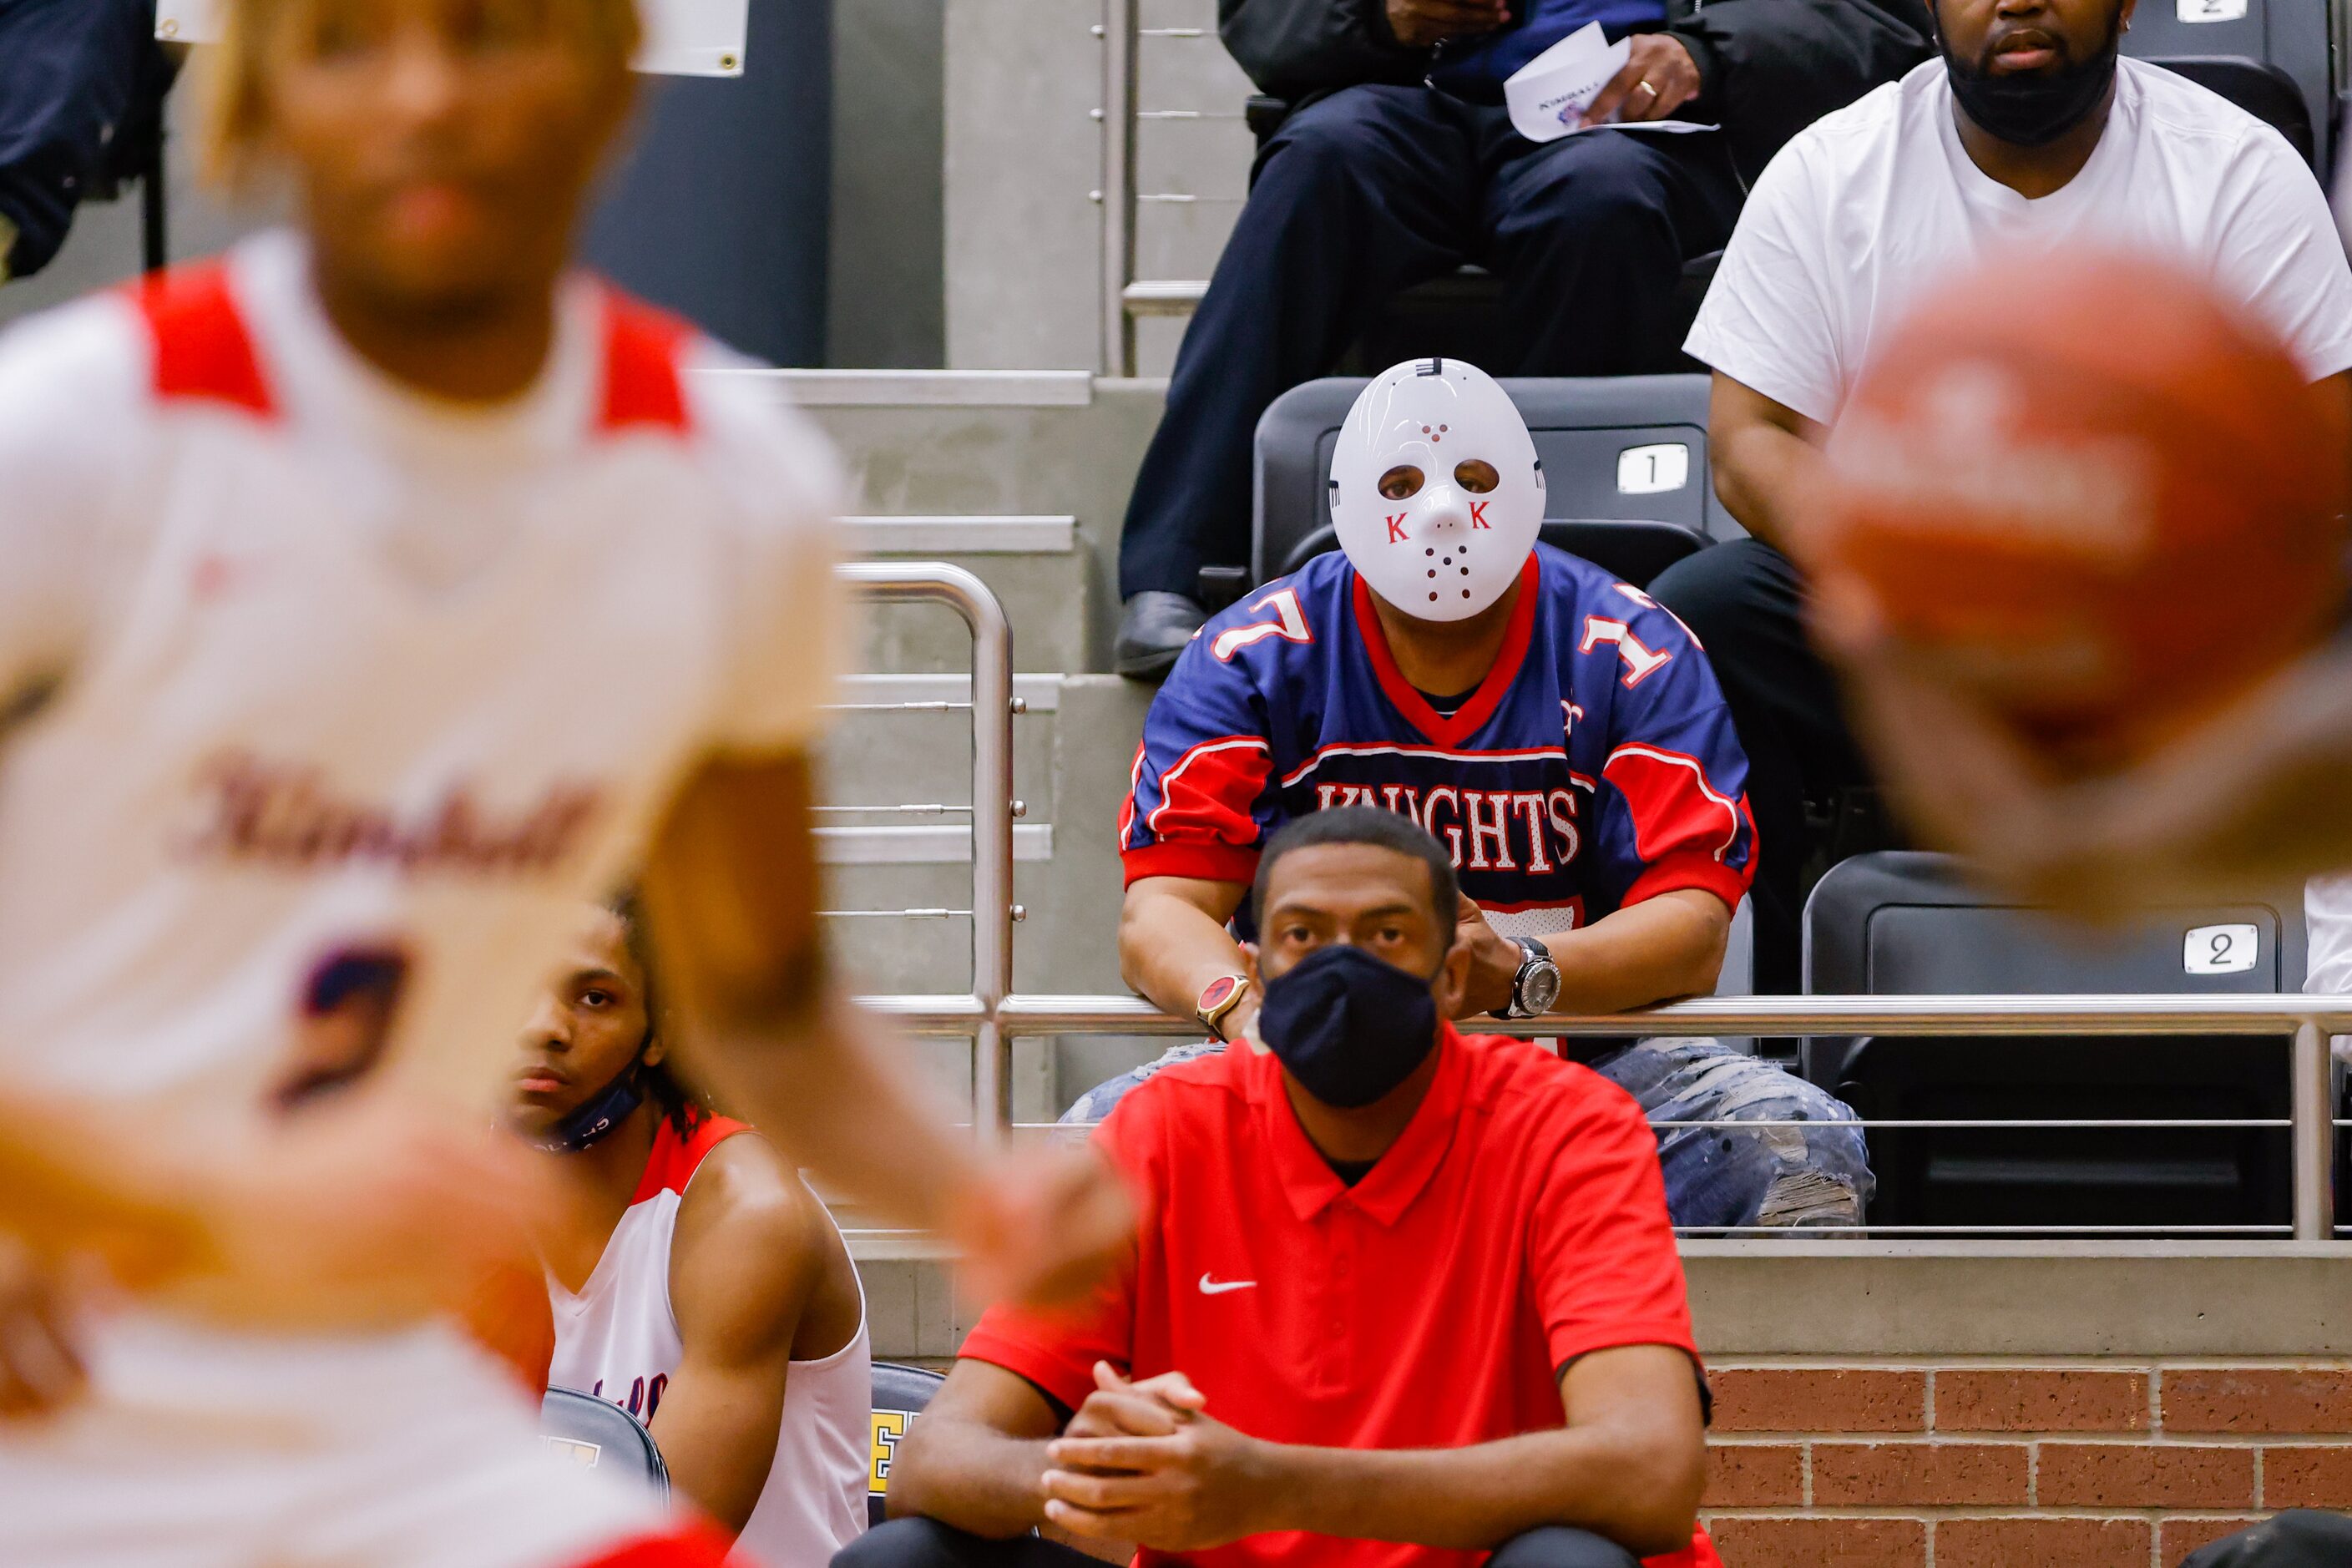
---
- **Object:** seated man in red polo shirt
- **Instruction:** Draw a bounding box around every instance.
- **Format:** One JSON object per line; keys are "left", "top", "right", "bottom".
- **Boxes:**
{"left": 837, "top": 807, "right": 1718, "bottom": 1568}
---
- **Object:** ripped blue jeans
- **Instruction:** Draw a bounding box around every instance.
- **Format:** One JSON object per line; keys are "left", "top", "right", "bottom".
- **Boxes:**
{"left": 1060, "top": 1036, "right": 1873, "bottom": 1230}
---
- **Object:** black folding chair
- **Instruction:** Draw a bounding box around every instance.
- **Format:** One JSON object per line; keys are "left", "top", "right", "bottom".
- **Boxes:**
{"left": 869, "top": 1361, "right": 948, "bottom": 1529}
{"left": 1803, "top": 852, "right": 2315, "bottom": 1233}
{"left": 541, "top": 1387, "right": 669, "bottom": 1500}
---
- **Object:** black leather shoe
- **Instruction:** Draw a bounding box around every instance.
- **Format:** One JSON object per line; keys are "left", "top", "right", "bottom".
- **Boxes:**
{"left": 1115, "top": 592, "right": 1207, "bottom": 680}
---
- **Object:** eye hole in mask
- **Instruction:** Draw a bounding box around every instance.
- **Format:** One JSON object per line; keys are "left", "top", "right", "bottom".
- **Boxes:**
{"left": 1378, "top": 464, "right": 1425, "bottom": 501}
{"left": 1454, "top": 459, "right": 1500, "bottom": 493}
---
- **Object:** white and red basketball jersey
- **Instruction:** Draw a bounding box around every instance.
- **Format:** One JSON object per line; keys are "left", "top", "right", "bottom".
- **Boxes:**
{"left": 0, "top": 230, "right": 844, "bottom": 1115}
{"left": 0, "top": 232, "right": 847, "bottom": 1565}
{"left": 550, "top": 1115, "right": 873, "bottom": 1567}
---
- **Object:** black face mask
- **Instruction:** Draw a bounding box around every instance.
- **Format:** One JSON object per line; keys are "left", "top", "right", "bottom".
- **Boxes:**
{"left": 529, "top": 1060, "right": 645, "bottom": 1153}
{"left": 1941, "top": 23, "right": 2120, "bottom": 149}
{"left": 1256, "top": 943, "right": 1446, "bottom": 1110}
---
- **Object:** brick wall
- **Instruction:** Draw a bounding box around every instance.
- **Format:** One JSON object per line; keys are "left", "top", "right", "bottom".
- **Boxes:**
{"left": 1701, "top": 1361, "right": 2352, "bottom": 1566}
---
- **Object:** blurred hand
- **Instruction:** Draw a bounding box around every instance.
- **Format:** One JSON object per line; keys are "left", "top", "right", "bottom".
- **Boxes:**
{"left": 1586, "top": 35, "right": 1702, "bottom": 125}
{"left": 0, "top": 1236, "right": 86, "bottom": 1422}
{"left": 1807, "top": 568, "right": 2352, "bottom": 917}
{"left": 1043, "top": 1363, "right": 1274, "bottom": 1551}
{"left": 1385, "top": 0, "right": 1510, "bottom": 49}
{"left": 1454, "top": 893, "right": 1522, "bottom": 1017}
{"left": 187, "top": 1094, "right": 566, "bottom": 1332}
{"left": 948, "top": 1143, "right": 1135, "bottom": 1310}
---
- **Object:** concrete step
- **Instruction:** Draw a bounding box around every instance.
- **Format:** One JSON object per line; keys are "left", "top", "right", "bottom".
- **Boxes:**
{"left": 744, "top": 371, "right": 1168, "bottom": 672}
{"left": 852, "top": 539, "right": 1095, "bottom": 675}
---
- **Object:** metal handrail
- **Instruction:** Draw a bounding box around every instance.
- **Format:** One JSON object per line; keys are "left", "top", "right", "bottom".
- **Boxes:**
{"left": 853, "top": 990, "right": 2352, "bottom": 1242}
{"left": 837, "top": 564, "right": 1016, "bottom": 1146}
{"left": 832, "top": 569, "right": 2351, "bottom": 1242}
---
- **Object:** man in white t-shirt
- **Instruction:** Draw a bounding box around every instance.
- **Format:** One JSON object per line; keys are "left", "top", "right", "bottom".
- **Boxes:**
{"left": 1644, "top": 0, "right": 2352, "bottom": 991}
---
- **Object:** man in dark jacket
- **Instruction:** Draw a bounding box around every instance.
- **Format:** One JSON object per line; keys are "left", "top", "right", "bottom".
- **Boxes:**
{"left": 1114, "top": 0, "right": 1931, "bottom": 677}
{"left": 0, "top": 0, "right": 175, "bottom": 284}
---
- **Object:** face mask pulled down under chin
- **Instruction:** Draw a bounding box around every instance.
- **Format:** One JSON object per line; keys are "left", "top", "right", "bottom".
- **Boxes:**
{"left": 1256, "top": 943, "right": 1444, "bottom": 1110}
{"left": 530, "top": 1062, "right": 645, "bottom": 1153}
{"left": 1943, "top": 34, "right": 2119, "bottom": 148}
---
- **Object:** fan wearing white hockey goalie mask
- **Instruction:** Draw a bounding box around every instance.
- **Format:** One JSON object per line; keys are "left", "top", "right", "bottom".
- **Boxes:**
{"left": 1330, "top": 358, "right": 1547, "bottom": 620}
{"left": 1086, "top": 359, "right": 1874, "bottom": 1231}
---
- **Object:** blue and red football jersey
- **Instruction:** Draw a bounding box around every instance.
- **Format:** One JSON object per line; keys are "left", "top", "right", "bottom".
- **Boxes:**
{"left": 1120, "top": 545, "right": 1757, "bottom": 938}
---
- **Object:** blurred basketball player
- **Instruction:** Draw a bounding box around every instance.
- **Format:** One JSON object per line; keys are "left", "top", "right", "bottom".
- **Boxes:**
{"left": 0, "top": 1, "right": 1126, "bottom": 1562}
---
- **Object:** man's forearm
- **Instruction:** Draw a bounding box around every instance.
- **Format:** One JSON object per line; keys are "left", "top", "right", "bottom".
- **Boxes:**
{"left": 1118, "top": 884, "right": 1254, "bottom": 1033}
{"left": 892, "top": 1419, "right": 1055, "bottom": 1538}
{"left": 1537, "top": 892, "right": 1730, "bottom": 1014}
{"left": 1262, "top": 1426, "right": 1698, "bottom": 1556}
{"left": 1712, "top": 417, "right": 1826, "bottom": 555}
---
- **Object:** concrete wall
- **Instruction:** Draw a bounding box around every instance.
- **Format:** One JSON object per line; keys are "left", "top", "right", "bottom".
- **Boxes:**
{"left": 942, "top": 0, "right": 1103, "bottom": 370}
{"left": 829, "top": 0, "right": 946, "bottom": 368}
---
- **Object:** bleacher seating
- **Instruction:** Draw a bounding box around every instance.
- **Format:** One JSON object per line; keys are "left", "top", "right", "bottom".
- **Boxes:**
{"left": 869, "top": 1361, "right": 947, "bottom": 1529}
{"left": 539, "top": 1387, "right": 669, "bottom": 1498}
{"left": 1803, "top": 852, "right": 2318, "bottom": 1233}
{"left": 1252, "top": 374, "right": 1733, "bottom": 590}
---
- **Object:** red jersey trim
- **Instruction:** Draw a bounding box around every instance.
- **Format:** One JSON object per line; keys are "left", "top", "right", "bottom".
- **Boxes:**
{"left": 596, "top": 288, "right": 695, "bottom": 436}
{"left": 566, "top": 1523, "right": 736, "bottom": 1568}
{"left": 630, "top": 1113, "right": 752, "bottom": 1206}
{"left": 133, "top": 264, "right": 276, "bottom": 417}
{"left": 1352, "top": 558, "right": 1539, "bottom": 750}
{"left": 1622, "top": 852, "right": 1750, "bottom": 914}
{"left": 1122, "top": 840, "right": 1263, "bottom": 888}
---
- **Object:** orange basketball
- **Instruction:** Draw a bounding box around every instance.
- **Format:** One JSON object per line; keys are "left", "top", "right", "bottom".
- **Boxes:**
{"left": 1815, "top": 246, "right": 2350, "bottom": 771}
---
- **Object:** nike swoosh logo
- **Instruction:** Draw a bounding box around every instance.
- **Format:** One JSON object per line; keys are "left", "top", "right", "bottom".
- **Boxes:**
{"left": 1198, "top": 1273, "right": 1257, "bottom": 1296}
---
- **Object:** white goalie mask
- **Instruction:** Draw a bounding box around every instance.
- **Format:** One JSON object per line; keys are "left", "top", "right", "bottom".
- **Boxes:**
{"left": 1329, "top": 359, "right": 1545, "bottom": 621}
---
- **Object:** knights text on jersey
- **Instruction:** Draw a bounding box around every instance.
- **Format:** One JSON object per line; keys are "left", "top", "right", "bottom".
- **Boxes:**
{"left": 1119, "top": 547, "right": 1755, "bottom": 935}
{"left": 0, "top": 232, "right": 848, "bottom": 1116}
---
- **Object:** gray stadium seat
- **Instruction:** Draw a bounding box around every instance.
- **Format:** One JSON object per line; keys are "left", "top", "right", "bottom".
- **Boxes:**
{"left": 541, "top": 1387, "right": 669, "bottom": 1499}
{"left": 1803, "top": 852, "right": 2318, "bottom": 1233}
{"left": 2120, "top": 0, "right": 2332, "bottom": 175}
{"left": 1252, "top": 374, "right": 1733, "bottom": 589}
{"left": 869, "top": 1361, "right": 947, "bottom": 1529}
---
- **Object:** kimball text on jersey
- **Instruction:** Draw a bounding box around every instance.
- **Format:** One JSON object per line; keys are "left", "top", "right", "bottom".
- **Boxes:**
{"left": 177, "top": 751, "right": 607, "bottom": 876}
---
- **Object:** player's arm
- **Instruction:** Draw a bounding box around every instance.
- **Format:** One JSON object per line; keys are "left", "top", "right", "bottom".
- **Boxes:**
{"left": 1707, "top": 371, "right": 1828, "bottom": 554}
{"left": 1117, "top": 877, "right": 1257, "bottom": 1040}
{"left": 640, "top": 751, "right": 1130, "bottom": 1306}
{"left": 1039, "top": 1347, "right": 1705, "bottom": 1556}
{"left": 646, "top": 1135, "right": 819, "bottom": 1535}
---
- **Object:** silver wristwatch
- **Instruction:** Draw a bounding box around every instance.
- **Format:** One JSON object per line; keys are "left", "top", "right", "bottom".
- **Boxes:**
{"left": 1497, "top": 936, "right": 1561, "bottom": 1020}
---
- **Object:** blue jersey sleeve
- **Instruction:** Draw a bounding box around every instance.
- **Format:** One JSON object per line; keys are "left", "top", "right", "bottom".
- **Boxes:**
{"left": 1120, "top": 628, "right": 1281, "bottom": 888}
{"left": 1576, "top": 583, "right": 1758, "bottom": 915}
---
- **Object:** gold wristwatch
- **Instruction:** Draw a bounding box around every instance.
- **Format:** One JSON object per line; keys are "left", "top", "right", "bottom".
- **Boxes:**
{"left": 1193, "top": 974, "right": 1252, "bottom": 1040}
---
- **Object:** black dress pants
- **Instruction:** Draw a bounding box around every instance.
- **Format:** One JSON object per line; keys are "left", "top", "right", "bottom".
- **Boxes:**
{"left": 0, "top": 0, "right": 164, "bottom": 278}
{"left": 2178, "top": 1511, "right": 2352, "bottom": 1566}
{"left": 1116, "top": 82, "right": 1743, "bottom": 602}
{"left": 837, "top": 1518, "right": 1645, "bottom": 1568}
{"left": 1646, "top": 537, "right": 1877, "bottom": 995}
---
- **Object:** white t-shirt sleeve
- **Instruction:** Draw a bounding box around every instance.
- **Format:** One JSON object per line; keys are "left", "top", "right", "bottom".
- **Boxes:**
{"left": 693, "top": 364, "right": 855, "bottom": 755}
{"left": 2207, "top": 124, "right": 2352, "bottom": 383}
{"left": 1683, "top": 138, "right": 1848, "bottom": 424}
{"left": 0, "top": 300, "right": 146, "bottom": 709}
